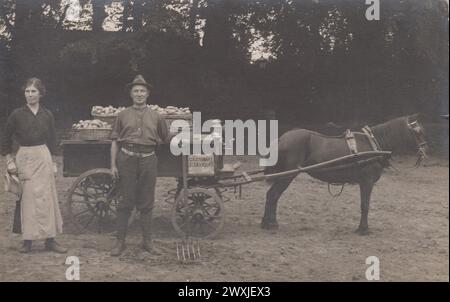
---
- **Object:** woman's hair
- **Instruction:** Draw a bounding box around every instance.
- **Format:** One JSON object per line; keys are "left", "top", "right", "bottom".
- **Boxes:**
{"left": 23, "top": 77, "right": 46, "bottom": 96}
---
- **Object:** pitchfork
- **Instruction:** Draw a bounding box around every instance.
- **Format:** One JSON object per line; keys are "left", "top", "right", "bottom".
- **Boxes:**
{"left": 176, "top": 236, "right": 201, "bottom": 262}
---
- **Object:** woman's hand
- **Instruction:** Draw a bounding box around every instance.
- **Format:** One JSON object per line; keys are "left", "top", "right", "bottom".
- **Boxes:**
{"left": 111, "top": 165, "right": 119, "bottom": 180}
{"left": 7, "top": 159, "right": 18, "bottom": 175}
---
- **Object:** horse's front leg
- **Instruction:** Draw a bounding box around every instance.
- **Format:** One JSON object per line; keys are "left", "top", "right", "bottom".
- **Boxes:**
{"left": 356, "top": 180, "right": 375, "bottom": 235}
{"left": 261, "top": 176, "right": 295, "bottom": 230}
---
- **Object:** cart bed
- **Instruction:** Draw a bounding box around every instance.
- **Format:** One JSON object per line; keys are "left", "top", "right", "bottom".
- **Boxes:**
{"left": 61, "top": 140, "right": 223, "bottom": 178}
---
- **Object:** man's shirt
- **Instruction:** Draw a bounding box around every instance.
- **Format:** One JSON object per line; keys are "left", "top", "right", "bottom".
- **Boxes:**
{"left": 111, "top": 105, "right": 170, "bottom": 146}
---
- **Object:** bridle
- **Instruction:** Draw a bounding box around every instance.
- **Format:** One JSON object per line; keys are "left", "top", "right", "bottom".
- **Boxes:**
{"left": 407, "top": 120, "right": 428, "bottom": 167}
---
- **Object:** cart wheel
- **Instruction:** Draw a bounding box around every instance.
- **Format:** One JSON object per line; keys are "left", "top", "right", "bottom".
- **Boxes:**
{"left": 67, "top": 168, "right": 118, "bottom": 233}
{"left": 172, "top": 188, "right": 225, "bottom": 239}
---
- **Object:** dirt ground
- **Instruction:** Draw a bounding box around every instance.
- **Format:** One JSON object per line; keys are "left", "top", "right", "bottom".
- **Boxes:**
{"left": 0, "top": 150, "right": 448, "bottom": 282}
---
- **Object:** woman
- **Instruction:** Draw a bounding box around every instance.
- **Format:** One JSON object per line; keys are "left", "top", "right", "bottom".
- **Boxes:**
{"left": 1, "top": 78, "right": 67, "bottom": 253}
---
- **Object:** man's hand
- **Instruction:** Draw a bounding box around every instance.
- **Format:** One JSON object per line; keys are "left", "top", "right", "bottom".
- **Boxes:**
{"left": 111, "top": 165, "right": 119, "bottom": 180}
{"left": 110, "top": 140, "right": 120, "bottom": 180}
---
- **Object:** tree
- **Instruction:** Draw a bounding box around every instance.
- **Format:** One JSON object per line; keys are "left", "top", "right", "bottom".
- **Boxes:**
{"left": 92, "top": 0, "right": 108, "bottom": 31}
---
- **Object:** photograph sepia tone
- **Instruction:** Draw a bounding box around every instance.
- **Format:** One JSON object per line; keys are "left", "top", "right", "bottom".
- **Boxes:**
{"left": 0, "top": 0, "right": 448, "bottom": 284}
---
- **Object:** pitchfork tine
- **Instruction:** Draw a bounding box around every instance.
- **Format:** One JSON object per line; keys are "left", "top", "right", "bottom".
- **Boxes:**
{"left": 191, "top": 242, "right": 196, "bottom": 259}
{"left": 186, "top": 241, "right": 191, "bottom": 259}
{"left": 181, "top": 244, "right": 186, "bottom": 261}
{"left": 176, "top": 242, "right": 180, "bottom": 261}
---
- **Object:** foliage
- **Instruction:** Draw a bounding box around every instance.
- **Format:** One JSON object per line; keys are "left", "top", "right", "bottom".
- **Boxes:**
{"left": 0, "top": 0, "right": 448, "bottom": 124}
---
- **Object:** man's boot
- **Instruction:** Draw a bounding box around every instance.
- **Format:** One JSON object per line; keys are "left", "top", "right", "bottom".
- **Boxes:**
{"left": 110, "top": 210, "right": 130, "bottom": 257}
{"left": 45, "top": 238, "right": 68, "bottom": 254}
{"left": 140, "top": 210, "right": 152, "bottom": 252}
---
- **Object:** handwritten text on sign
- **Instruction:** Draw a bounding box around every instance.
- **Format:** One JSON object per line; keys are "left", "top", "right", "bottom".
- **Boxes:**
{"left": 188, "top": 155, "right": 215, "bottom": 176}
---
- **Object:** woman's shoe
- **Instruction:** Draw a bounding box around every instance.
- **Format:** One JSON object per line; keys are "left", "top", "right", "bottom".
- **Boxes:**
{"left": 19, "top": 240, "right": 32, "bottom": 253}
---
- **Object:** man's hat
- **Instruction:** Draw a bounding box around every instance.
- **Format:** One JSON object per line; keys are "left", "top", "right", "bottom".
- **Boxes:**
{"left": 127, "top": 74, "right": 153, "bottom": 89}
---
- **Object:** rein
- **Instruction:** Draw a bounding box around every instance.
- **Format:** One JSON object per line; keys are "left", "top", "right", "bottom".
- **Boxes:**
{"left": 407, "top": 120, "right": 428, "bottom": 167}
{"left": 366, "top": 119, "right": 428, "bottom": 169}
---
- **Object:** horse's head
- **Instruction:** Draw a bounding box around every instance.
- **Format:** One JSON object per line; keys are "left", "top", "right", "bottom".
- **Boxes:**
{"left": 406, "top": 114, "right": 429, "bottom": 167}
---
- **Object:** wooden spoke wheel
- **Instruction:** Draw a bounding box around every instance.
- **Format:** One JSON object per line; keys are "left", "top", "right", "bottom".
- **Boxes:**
{"left": 67, "top": 169, "right": 118, "bottom": 233}
{"left": 171, "top": 188, "right": 225, "bottom": 239}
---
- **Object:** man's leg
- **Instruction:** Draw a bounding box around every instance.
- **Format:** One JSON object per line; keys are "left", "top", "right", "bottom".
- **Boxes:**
{"left": 136, "top": 155, "right": 157, "bottom": 252}
{"left": 139, "top": 208, "right": 152, "bottom": 252}
{"left": 45, "top": 238, "right": 67, "bottom": 254}
{"left": 111, "top": 151, "right": 136, "bottom": 256}
{"left": 110, "top": 208, "right": 131, "bottom": 256}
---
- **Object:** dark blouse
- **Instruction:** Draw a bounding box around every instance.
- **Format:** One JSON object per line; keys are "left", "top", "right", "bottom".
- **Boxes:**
{"left": 1, "top": 105, "right": 57, "bottom": 156}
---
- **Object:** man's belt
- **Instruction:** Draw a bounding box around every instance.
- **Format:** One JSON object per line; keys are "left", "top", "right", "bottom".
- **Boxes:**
{"left": 122, "top": 143, "right": 156, "bottom": 153}
{"left": 121, "top": 147, "right": 155, "bottom": 158}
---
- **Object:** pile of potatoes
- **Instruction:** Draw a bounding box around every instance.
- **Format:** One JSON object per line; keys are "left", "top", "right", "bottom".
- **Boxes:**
{"left": 92, "top": 105, "right": 191, "bottom": 117}
{"left": 148, "top": 105, "right": 191, "bottom": 116}
{"left": 91, "top": 106, "right": 126, "bottom": 116}
{"left": 72, "top": 119, "right": 112, "bottom": 130}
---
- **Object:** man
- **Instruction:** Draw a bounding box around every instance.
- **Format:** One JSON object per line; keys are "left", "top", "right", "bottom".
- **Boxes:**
{"left": 110, "top": 75, "right": 171, "bottom": 256}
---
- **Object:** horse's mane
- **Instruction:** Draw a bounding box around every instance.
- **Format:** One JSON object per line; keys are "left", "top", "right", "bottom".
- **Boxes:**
{"left": 371, "top": 116, "right": 414, "bottom": 151}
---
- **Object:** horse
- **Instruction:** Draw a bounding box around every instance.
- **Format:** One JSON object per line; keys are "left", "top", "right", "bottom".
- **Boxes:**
{"left": 261, "top": 114, "right": 428, "bottom": 235}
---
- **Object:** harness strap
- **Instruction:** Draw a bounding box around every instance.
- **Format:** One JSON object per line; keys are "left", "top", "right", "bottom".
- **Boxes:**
{"left": 345, "top": 129, "right": 358, "bottom": 154}
{"left": 362, "top": 126, "right": 381, "bottom": 151}
{"left": 328, "top": 183, "right": 345, "bottom": 198}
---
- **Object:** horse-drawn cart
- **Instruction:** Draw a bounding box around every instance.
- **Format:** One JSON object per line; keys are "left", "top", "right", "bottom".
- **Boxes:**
{"left": 61, "top": 138, "right": 237, "bottom": 239}
{"left": 62, "top": 137, "right": 391, "bottom": 239}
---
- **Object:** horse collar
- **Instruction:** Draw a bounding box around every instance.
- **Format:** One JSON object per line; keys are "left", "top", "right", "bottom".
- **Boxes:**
{"left": 362, "top": 126, "right": 382, "bottom": 151}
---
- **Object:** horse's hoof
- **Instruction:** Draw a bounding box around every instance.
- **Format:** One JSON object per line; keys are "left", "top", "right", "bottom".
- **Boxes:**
{"left": 261, "top": 221, "right": 279, "bottom": 230}
{"left": 355, "top": 227, "right": 369, "bottom": 236}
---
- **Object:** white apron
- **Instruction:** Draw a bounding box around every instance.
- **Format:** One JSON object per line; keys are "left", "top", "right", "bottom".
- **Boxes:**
{"left": 16, "top": 145, "right": 63, "bottom": 240}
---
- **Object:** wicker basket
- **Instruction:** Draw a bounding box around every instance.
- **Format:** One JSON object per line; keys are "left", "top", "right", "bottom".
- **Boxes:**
{"left": 74, "top": 128, "right": 112, "bottom": 141}
{"left": 70, "top": 130, "right": 81, "bottom": 140}
{"left": 91, "top": 114, "right": 118, "bottom": 125}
